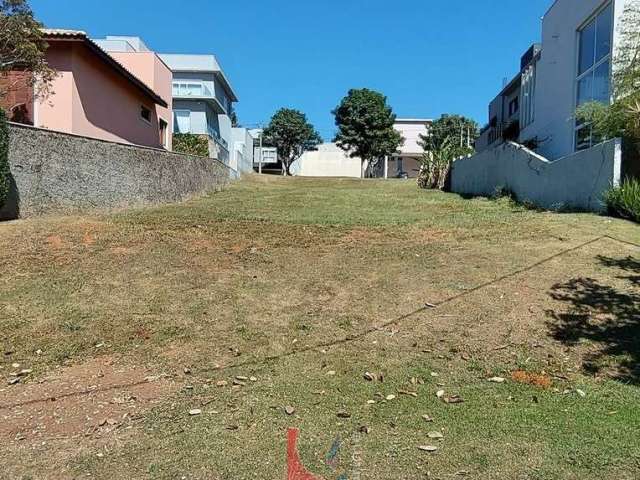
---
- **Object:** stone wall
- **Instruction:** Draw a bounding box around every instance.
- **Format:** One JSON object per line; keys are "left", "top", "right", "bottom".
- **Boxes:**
{"left": 450, "top": 139, "right": 622, "bottom": 212}
{"left": 0, "top": 123, "right": 233, "bottom": 220}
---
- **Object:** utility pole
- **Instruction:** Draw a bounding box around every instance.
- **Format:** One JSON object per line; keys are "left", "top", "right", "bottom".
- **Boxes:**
{"left": 258, "top": 130, "right": 263, "bottom": 175}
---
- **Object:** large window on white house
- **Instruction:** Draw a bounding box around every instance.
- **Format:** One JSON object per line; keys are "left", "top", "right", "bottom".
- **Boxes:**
{"left": 575, "top": 2, "right": 613, "bottom": 151}
{"left": 174, "top": 110, "right": 191, "bottom": 134}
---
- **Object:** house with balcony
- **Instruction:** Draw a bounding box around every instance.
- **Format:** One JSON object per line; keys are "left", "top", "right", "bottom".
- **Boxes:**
{"left": 384, "top": 119, "right": 432, "bottom": 178}
{"left": 452, "top": 0, "right": 634, "bottom": 212}
{"left": 158, "top": 54, "right": 238, "bottom": 164}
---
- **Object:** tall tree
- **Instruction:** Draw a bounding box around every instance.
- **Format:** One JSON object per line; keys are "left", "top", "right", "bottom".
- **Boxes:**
{"left": 262, "top": 108, "right": 322, "bottom": 176}
{"left": 0, "top": 0, "right": 55, "bottom": 100}
{"left": 418, "top": 114, "right": 479, "bottom": 190}
{"left": 333, "top": 88, "right": 404, "bottom": 178}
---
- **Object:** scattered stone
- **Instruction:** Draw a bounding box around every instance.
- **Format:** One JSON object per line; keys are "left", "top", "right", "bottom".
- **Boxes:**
{"left": 398, "top": 390, "right": 418, "bottom": 398}
{"left": 188, "top": 409, "right": 202, "bottom": 416}
{"left": 216, "top": 380, "right": 228, "bottom": 387}
{"left": 7, "top": 377, "right": 20, "bottom": 385}
{"left": 363, "top": 372, "right": 376, "bottom": 382}
{"left": 444, "top": 395, "right": 464, "bottom": 404}
{"left": 183, "top": 368, "right": 192, "bottom": 375}
{"left": 250, "top": 376, "right": 258, "bottom": 382}
{"left": 422, "top": 415, "right": 434, "bottom": 422}
{"left": 488, "top": 377, "right": 506, "bottom": 383}
{"left": 11, "top": 363, "right": 20, "bottom": 369}
{"left": 436, "top": 390, "right": 445, "bottom": 398}
{"left": 233, "top": 379, "right": 246, "bottom": 386}
{"left": 337, "top": 410, "right": 351, "bottom": 419}
{"left": 35, "top": 349, "right": 43, "bottom": 355}
{"left": 427, "top": 431, "right": 444, "bottom": 439}
{"left": 385, "top": 394, "right": 396, "bottom": 401}
{"left": 367, "top": 400, "right": 376, "bottom": 405}
{"left": 418, "top": 445, "right": 438, "bottom": 452}
{"left": 359, "top": 425, "right": 370, "bottom": 434}
{"left": 235, "top": 376, "right": 249, "bottom": 381}
{"left": 576, "top": 389, "right": 586, "bottom": 398}
{"left": 284, "top": 406, "right": 296, "bottom": 416}
{"left": 327, "top": 371, "right": 336, "bottom": 376}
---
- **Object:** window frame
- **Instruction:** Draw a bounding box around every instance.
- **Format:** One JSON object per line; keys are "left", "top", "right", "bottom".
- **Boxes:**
{"left": 140, "top": 105, "right": 153, "bottom": 125}
{"left": 574, "top": 1, "right": 614, "bottom": 151}
{"left": 173, "top": 109, "right": 192, "bottom": 134}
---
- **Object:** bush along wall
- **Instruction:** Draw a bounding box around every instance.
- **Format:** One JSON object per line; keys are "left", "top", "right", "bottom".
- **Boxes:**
{"left": 604, "top": 178, "right": 640, "bottom": 223}
{"left": 0, "top": 109, "right": 10, "bottom": 209}
{"left": 173, "top": 133, "right": 210, "bottom": 158}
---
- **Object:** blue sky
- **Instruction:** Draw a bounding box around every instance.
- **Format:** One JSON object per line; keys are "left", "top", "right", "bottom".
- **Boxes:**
{"left": 31, "top": 0, "right": 551, "bottom": 140}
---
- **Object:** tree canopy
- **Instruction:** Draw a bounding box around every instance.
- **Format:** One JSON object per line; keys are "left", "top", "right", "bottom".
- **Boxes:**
{"left": 0, "top": 0, "right": 55, "bottom": 100}
{"left": 333, "top": 88, "right": 403, "bottom": 177}
{"left": 417, "top": 114, "right": 479, "bottom": 190}
{"left": 262, "top": 108, "right": 322, "bottom": 176}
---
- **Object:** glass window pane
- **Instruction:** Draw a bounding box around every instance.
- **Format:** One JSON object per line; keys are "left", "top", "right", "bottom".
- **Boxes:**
{"left": 174, "top": 111, "right": 191, "bottom": 133}
{"left": 577, "top": 73, "right": 594, "bottom": 106}
{"left": 579, "top": 20, "right": 596, "bottom": 75}
{"left": 575, "top": 125, "right": 592, "bottom": 151}
{"left": 596, "top": 3, "right": 613, "bottom": 62}
{"left": 593, "top": 60, "right": 611, "bottom": 104}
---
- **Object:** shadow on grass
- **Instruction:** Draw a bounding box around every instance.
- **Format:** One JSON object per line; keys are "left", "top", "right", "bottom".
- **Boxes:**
{"left": 546, "top": 255, "right": 640, "bottom": 384}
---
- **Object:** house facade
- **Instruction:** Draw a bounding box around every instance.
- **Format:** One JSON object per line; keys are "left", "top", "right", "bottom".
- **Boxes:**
{"left": 0, "top": 30, "right": 169, "bottom": 149}
{"left": 385, "top": 119, "right": 432, "bottom": 178}
{"left": 477, "top": 0, "right": 631, "bottom": 160}
{"left": 158, "top": 54, "right": 238, "bottom": 164}
{"left": 231, "top": 127, "right": 255, "bottom": 175}
{"left": 93, "top": 36, "right": 173, "bottom": 150}
{"left": 453, "top": 0, "right": 633, "bottom": 212}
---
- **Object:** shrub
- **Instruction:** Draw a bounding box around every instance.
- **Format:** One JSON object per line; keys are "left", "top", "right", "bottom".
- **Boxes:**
{"left": 0, "top": 108, "right": 10, "bottom": 209}
{"left": 603, "top": 179, "right": 640, "bottom": 223}
{"left": 173, "top": 134, "right": 209, "bottom": 158}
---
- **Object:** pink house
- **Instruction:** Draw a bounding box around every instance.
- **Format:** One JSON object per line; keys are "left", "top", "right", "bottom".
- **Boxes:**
{"left": 28, "top": 30, "right": 170, "bottom": 149}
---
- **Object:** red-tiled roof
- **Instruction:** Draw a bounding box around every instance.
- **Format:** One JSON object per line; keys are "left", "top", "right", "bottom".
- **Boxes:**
{"left": 42, "top": 29, "right": 168, "bottom": 108}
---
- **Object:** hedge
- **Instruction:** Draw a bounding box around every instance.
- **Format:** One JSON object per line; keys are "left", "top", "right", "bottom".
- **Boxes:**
{"left": 173, "top": 133, "right": 209, "bottom": 158}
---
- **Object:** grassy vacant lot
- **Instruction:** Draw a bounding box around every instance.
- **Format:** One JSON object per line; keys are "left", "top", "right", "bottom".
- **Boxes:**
{"left": 1, "top": 176, "right": 639, "bottom": 480}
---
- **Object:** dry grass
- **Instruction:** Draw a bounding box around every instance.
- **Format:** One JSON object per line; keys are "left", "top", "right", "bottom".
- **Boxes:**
{"left": 0, "top": 176, "right": 639, "bottom": 479}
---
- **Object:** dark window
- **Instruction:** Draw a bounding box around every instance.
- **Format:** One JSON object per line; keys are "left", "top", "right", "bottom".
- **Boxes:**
{"left": 508, "top": 97, "right": 519, "bottom": 117}
{"left": 140, "top": 105, "right": 152, "bottom": 123}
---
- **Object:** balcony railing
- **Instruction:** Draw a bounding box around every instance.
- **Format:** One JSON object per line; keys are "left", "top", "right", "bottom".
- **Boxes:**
{"left": 172, "top": 82, "right": 214, "bottom": 98}
{"left": 207, "top": 125, "right": 228, "bottom": 150}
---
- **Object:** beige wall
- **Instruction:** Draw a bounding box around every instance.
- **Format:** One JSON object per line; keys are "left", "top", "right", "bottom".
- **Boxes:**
{"left": 110, "top": 51, "right": 173, "bottom": 149}
{"left": 37, "top": 42, "right": 163, "bottom": 149}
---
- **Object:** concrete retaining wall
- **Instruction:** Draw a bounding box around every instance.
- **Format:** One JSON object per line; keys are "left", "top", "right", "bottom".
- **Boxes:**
{"left": 0, "top": 123, "right": 233, "bottom": 220}
{"left": 450, "top": 139, "right": 622, "bottom": 212}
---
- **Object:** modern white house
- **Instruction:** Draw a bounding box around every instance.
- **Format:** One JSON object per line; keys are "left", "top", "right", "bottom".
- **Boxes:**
{"left": 453, "top": 0, "right": 633, "bottom": 212}
{"left": 158, "top": 53, "right": 238, "bottom": 164}
{"left": 290, "top": 143, "right": 362, "bottom": 178}
{"left": 385, "top": 119, "right": 432, "bottom": 178}
{"left": 292, "top": 119, "right": 431, "bottom": 178}
{"left": 231, "top": 127, "right": 255, "bottom": 175}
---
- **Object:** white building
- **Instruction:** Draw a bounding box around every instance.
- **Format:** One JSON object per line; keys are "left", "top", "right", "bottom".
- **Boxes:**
{"left": 292, "top": 119, "right": 432, "bottom": 178}
{"left": 290, "top": 143, "right": 361, "bottom": 178}
{"left": 453, "top": 0, "right": 633, "bottom": 212}
{"left": 231, "top": 127, "right": 255, "bottom": 176}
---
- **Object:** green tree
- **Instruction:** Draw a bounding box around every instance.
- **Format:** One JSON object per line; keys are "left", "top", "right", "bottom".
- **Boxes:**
{"left": 417, "top": 114, "right": 478, "bottom": 190}
{"left": 263, "top": 108, "right": 322, "bottom": 176}
{"left": 576, "top": 2, "right": 640, "bottom": 142}
{"left": 333, "top": 88, "right": 404, "bottom": 178}
{"left": 0, "top": 0, "right": 56, "bottom": 100}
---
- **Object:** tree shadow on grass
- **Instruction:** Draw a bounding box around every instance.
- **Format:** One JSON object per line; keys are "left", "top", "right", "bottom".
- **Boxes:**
{"left": 546, "top": 255, "right": 640, "bottom": 384}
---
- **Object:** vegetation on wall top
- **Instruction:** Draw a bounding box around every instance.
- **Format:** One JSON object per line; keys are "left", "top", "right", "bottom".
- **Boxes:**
{"left": 173, "top": 133, "right": 209, "bottom": 158}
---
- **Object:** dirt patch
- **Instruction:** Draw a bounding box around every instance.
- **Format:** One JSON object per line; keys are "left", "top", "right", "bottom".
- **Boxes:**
{"left": 511, "top": 370, "right": 553, "bottom": 389}
{"left": 0, "top": 355, "right": 178, "bottom": 444}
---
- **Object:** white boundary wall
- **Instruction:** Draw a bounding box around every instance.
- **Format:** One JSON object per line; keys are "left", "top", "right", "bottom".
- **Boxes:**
{"left": 451, "top": 139, "right": 622, "bottom": 212}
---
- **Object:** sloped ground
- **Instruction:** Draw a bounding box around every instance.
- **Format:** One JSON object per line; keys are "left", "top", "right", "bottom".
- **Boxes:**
{"left": 0, "top": 176, "right": 638, "bottom": 479}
